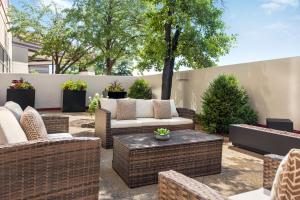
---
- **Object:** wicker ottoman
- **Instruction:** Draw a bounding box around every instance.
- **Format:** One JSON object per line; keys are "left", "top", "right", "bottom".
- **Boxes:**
{"left": 112, "top": 130, "right": 223, "bottom": 188}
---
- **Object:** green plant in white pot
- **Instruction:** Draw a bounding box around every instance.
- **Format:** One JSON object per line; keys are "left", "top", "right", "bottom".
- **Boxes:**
{"left": 154, "top": 128, "right": 171, "bottom": 141}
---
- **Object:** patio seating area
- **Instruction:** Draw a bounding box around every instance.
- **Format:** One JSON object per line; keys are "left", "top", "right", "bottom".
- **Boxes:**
{"left": 63, "top": 112, "right": 264, "bottom": 199}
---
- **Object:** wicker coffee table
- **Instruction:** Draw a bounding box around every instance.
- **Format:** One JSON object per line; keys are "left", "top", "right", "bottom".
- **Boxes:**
{"left": 112, "top": 129, "right": 223, "bottom": 188}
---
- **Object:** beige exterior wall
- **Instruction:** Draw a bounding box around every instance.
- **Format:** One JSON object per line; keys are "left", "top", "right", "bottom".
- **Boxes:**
{"left": 12, "top": 44, "right": 29, "bottom": 73}
{"left": 0, "top": 0, "right": 12, "bottom": 73}
{"left": 143, "top": 56, "right": 300, "bottom": 129}
{"left": 0, "top": 74, "right": 137, "bottom": 109}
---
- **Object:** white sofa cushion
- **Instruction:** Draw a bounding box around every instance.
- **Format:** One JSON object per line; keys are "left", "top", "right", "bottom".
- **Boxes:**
{"left": 111, "top": 119, "right": 142, "bottom": 128}
{"left": 137, "top": 118, "right": 170, "bottom": 126}
{"left": 47, "top": 133, "right": 73, "bottom": 139}
{"left": 170, "top": 99, "right": 179, "bottom": 117}
{"left": 4, "top": 101, "right": 23, "bottom": 121}
{"left": 101, "top": 98, "right": 117, "bottom": 119}
{"left": 0, "top": 107, "right": 28, "bottom": 144}
{"left": 167, "top": 117, "right": 193, "bottom": 125}
{"left": 136, "top": 99, "right": 154, "bottom": 118}
{"left": 229, "top": 188, "right": 270, "bottom": 200}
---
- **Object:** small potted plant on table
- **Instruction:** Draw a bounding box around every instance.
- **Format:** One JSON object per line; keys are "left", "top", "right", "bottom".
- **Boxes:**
{"left": 106, "top": 81, "right": 127, "bottom": 99}
{"left": 154, "top": 128, "right": 171, "bottom": 141}
{"left": 6, "top": 78, "right": 35, "bottom": 110}
{"left": 61, "top": 80, "right": 87, "bottom": 112}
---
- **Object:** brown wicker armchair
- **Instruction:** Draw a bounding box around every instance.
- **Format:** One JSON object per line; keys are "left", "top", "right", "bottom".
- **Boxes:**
{"left": 42, "top": 114, "right": 69, "bottom": 133}
{"left": 0, "top": 115, "right": 101, "bottom": 200}
{"left": 95, "top": 107, "right": 196, "bottom": 148}
{"left": 158, "top": 154, "right": 283, "bottom": 200}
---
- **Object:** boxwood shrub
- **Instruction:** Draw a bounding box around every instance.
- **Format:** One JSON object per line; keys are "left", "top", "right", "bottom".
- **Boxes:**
{"left": 128, "top": 79, "right": 152, "bottom": 99}
{"left": 200, "top": 74, "right": 257, "bottom": 134}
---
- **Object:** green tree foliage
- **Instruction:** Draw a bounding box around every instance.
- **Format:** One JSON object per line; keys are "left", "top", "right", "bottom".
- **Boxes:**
{"left": 94, "top": 60, "right": 133, "bottom": 76}
{"left": 69, "top": 0, "right": 143, "bottom": 75}
{"left": 138, "top": 0, "right": 236, "bottom": 99}
{"left": 200, "top": 75, "right": 258, "bottom": 134}
{"left": 9, "top": 0, "right": 93, "bottom": 74}
{"left": 128, "top": 79, "right": 152, "bottom": 99}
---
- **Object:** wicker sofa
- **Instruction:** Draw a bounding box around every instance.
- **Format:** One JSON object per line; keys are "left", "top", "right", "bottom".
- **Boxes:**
{"left": 158, "top": 154, "right": 283, "bottom": 200}
{"left": 0, "top": 106, "right": 101, "bottom": 199}
{"left": 95, "top": 106, "right": 196, "bottom": 149}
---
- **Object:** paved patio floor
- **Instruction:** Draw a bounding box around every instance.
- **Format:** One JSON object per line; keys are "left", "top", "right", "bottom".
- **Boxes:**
{"left": 49, "top": 112, "right": 264, "bottom": 199}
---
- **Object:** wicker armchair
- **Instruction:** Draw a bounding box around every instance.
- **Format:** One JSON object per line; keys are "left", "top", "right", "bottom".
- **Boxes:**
{"left": 95, "top": 107, "right": 196, "bottom": 148}
{"left": 0, "top": 115, "right": 101, "bottom": 200}
{"left": 158, "top": 154, "right": 283, "bottom": 200}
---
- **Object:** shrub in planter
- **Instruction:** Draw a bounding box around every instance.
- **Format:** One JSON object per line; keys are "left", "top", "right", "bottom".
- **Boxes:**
{"left": 61, "top": 80, "right": 87, "bottom": 112}
{"left": 6, "top": 78, "right": 35, "bottom": 110}
{"left": 200, "top": 74, "right": 258, "bottom": 134}
{"left": 106, "top": 81, "right": 127, "bottom": 99}
{"left": 128, "top": 79, "right": 152, "bottom": 99}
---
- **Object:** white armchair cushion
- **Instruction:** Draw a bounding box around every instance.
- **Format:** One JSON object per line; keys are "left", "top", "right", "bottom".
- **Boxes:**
{"left": 0, "top": 107, "right": 28, "bottom": 144}
{"left": 136, "top": 99, "right": 154, "bottom": 118}
{"left": 229, "top": 188, "right": 270, "bottom": 200}
{"left": 101, "top": 98, "right": 117, "bottom": 119}
{"left": 47, "top": 133, "right": 73, "bottom": 139}
{"left": 4, "top": 101, "right": 23, "bottom": 121}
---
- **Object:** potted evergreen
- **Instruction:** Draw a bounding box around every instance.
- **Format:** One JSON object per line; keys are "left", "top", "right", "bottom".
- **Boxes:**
{"left": 106, "top": 81, "right": 127, "bottom": 99}
{"left": 61, "top": 80, "right": 87, "bottom": 112}
{"left": 6, "top": 78, "right": 35, "bottom": 110}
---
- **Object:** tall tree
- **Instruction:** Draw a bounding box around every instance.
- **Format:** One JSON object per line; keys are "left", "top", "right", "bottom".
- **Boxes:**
{"left": 70, "top": 0, "right": 143, "bottom": 75}
{"left": 138, "top": 0, "right": 236, "bottom": 99}
{"left": 9, "top": 0, "right": 93, "bottom": 74}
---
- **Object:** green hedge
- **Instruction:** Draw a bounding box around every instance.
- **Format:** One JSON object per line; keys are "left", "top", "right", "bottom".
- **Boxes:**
{"left": 128, "top": 79, "right": 152, "bottom": 99}
{"left": 200, "top": 74, "right": 257, "bottom": 134}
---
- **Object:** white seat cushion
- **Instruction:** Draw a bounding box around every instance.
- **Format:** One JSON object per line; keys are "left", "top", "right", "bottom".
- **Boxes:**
{"left": 47, "top": 133, "right": 73, "bottom": 139}
{"left": 137, "top": 118, "right": 170, "bottom": 126}
{"left": 111, "top": 119, "right": 142, "bottom": 128}
{"left": 101, "top": 98, "right": 117, "bottom": 119}
{"left": 0, "top": 107, "right": 28, "bottom": 144}
{"left": 4, "top": 101, "right": 23, "bottom": 121}
{"left": 137, "top": 117, "right": 193, "bottom": 126}
{"left": 136, "top": 99, "right": 154, "bottom": 118}
{"left": 168, "top": 117, "right": 193, "bottom": 125}
{"left": 229, "top": 188, "right": 270, "bottom": 200}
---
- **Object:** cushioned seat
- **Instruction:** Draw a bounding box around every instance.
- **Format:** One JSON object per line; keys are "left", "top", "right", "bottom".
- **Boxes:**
{"left": 137, "top": 118, "right": 170, "bottom": 126}
{"left": 167, "top": 117, "right": 193, "bottom": 125}
{"left": 229, "top": 188, "right": 270, "bottom": 200}
{"left": 111, "top": 120, "right": 142, "bottom": 128}
{"left": 47, "top": 133, "right": 73, "bottom": 139}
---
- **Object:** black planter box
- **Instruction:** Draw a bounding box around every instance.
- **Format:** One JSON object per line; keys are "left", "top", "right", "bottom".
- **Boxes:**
{"left": 62, "top": 90, "right": 86, "bottom": 112}
{"left": 6, "top": 89, "right": 35, "bottom": 110}
{"left": 229, "top": 124, "right": 300, "bottom": 156}
{"left": 266, "top": 118, "right": 293, "bottom": 132}
{"left": 108, "top": 91, "right": 127, "bottom": 99}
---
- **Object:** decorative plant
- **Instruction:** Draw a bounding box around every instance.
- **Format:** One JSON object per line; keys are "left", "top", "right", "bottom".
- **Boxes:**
{"left": 88, "top": 93, "right": 101, "bottom": 115}
{"left": 154, "top": 128, "right": 170, "bottom": 136}
{"left": 9, "top": 78, "right": 34, "bottom": 90}
{"left": 106, "top": 81, "right": 125, "bottom": 92}
{"left": 200, "top": 74, "right": 258, "bottom": 134}
{"left": 128, "top": 79, "right": 152, "bottom": 99}
{"left": 61, "top": 80, "right": 87, "bottom": 91}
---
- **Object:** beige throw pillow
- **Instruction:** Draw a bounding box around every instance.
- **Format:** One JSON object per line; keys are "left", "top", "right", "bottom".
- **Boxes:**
{"left": 153, "top": 100, "right": 172, "bottom": 119}
{"left": 20, "top": 106, "right": 48, "bottom": 140}
{"left": 271, "top": 149, "right": 300, "bottom": 200}
{"left": 116, "top": 99, "right": 136, "bottom": 120}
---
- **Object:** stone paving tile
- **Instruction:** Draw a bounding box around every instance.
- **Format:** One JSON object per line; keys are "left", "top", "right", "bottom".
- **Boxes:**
{"left": 48, "top": 112, "right": 264, "bottom": 200}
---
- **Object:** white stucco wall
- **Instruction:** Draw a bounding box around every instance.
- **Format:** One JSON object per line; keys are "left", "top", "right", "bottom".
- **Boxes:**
{"left": 143, "top": 56, "right": 300, "bottom": 129}
{"left": 12, "top": 45, "right": 29, "bottom": 73}
{"left": 0, "top": 74, "right": 137, "bottom": 109}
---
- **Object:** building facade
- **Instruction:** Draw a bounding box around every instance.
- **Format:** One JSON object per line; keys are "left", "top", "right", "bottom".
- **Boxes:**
{"left": 0, "top": 0, "right": 12, "bottom": 73}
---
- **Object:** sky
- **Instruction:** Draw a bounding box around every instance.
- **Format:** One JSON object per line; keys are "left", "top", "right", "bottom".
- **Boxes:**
{"left": 11, "top": 0, "right": 300, "bottom": 68}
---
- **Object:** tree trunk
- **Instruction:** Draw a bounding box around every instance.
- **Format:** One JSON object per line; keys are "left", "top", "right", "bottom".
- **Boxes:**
{"left": 106, "top": 58, "right": 115, "bottom": 75}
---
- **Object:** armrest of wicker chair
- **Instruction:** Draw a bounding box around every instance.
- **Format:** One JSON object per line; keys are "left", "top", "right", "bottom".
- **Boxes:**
{"left": 0, "top": 137, "right": 101, "bottom": 199}
{"left": 177, "top": 108, "right": 196, "bottom": 120}
{"left": 95, "top": 108, "right": 111, "bottom": 148}
{"left": 42, "top": 114, "right": 69, "bottom": 133}
{"left": 263, "top": 154, "right": 284, "bottom": 190}
{"left": 158, "top": 170, "right": 227, "bottom": 200}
